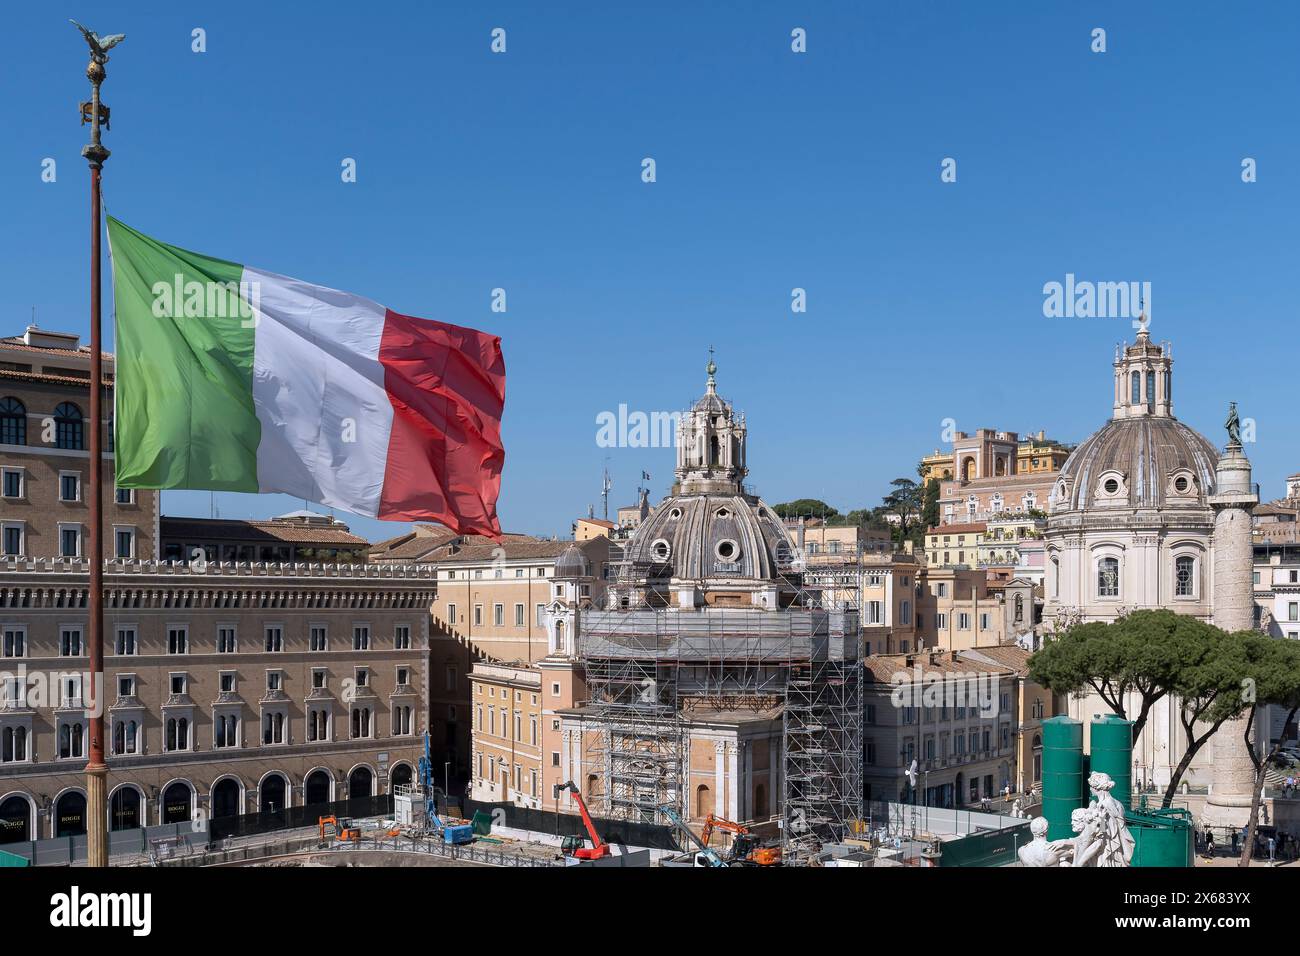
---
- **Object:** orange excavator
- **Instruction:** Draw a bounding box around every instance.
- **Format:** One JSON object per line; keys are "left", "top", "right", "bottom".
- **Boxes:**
{"left": 701, "top": 814, "right": 782, "bottom": 866}
{"left": 318, "top": 815, "right": 361, "bottom": 846}
{"left": 555, "top": 781, "right": 611, "bottom": 860}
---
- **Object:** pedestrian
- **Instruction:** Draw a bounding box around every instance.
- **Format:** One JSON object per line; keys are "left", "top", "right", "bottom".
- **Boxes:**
{"left": 1231, "top": 829, "right": 1239, "bottom": 854}
{"left": 1205, "top": 829, "right": 1216, "bottom": 858}
{"left": 1268, "top": 836, "right": 1276, "bottom": 861}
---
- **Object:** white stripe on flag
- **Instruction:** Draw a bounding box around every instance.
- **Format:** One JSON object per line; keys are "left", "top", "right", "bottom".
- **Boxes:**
{"left": 248, "top": 266, "right": 395, "bottom": 516}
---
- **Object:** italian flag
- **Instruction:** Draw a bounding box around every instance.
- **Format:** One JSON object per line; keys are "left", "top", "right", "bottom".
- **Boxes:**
{"left": 106, "top": 217, "right": 506, "bottom": 536}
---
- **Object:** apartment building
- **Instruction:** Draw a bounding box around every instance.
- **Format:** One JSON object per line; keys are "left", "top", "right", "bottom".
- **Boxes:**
{"left": 863, "top": 649, "right": 1023, "bottom": 807}
{"left": 421, "top": 535, "right": 608, "bottom": 808}
{"left": 915, "top": 566, "right": 1036, "bottom": 651}
{"left": 0, "top": 327, "right": 434, "bottom": 845}
{"left": 925, "top": 521, "right": 986, "bottom": 568}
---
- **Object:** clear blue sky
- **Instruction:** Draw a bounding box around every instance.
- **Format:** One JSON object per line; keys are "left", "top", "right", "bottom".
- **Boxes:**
{"left": 5, "top": 2, "right": 1298, "bottom": 542}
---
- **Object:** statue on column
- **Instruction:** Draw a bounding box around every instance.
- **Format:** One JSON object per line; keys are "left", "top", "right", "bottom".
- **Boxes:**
{"left": 1225, "top": 402, "right": 1242, "bottom": 448}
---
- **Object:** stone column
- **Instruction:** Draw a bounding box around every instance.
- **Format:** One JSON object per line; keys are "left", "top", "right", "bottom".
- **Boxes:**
{"left": 1203, "top": 444, "right": 1259, "bottom": 829}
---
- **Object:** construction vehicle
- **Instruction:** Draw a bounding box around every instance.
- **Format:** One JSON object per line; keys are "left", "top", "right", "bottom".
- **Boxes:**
{"left": 318, "top": 815, "right": 361, "bottom": 845}
{"left": 661, "top": 805, "right": 728, "bottom": 867}
{"left": 555, "top": 781, "right": 611, "bottom": 860}
{"left": 418, "top": 732, "right": 474, "bottom": 845}
{"left": 701, "top": 814, "right": 783, "bottom": 866}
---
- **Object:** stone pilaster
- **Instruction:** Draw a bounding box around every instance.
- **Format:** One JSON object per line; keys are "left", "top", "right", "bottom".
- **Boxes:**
{"left": 1203, "top": 445, "right": 1259, "bottom": 829}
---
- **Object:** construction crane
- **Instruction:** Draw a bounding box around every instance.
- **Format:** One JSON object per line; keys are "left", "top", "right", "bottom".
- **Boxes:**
{"left": 701, "top": 814, "right": 782, "bottom": 866}
{"left": 419, "top": 731, "right": 474, "bottom": 845}
{"left": 555, "top": 781, "right": 611, "bottom": 860}
{"left": 661, "top": 805, "right": 728, "bottom": 867}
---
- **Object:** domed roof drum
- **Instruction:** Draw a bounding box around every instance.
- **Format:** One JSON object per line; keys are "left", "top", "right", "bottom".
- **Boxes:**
{"left": 1049, "top": 330, "right": 1219, "bottom": 514}
{"left": 554, "top": 544, "right": 590, "bottom": 578}
{"left": 1053, "top": 417, "right": 1218, "bottom": 512}
{"left": 624, "top": 493, "right": 796, "bottom": 581}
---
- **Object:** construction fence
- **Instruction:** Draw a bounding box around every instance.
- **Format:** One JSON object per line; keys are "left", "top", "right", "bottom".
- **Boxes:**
{"left": 461, "top": 798, "right": 679, "bottom": 852}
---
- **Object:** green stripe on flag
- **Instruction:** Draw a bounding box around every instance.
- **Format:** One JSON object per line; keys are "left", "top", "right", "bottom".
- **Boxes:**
{"left": 107, "top": 217, "right": 261, "bottom": 491}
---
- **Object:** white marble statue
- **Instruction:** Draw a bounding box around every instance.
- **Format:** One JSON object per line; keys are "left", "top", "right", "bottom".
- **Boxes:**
{"left": 1087, "top": 771, "right": 1135, "bottom": 867}
{"left": 1018, "top": 816, "right": 1071, "bottom": 867}
{"left": 1038, "top": 772, "right": 1136, "bottom": 867}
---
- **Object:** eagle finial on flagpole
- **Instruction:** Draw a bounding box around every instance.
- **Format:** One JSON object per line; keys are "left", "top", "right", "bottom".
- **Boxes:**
{"left": 70, "top": 20, "right": 126, "bottom": 65}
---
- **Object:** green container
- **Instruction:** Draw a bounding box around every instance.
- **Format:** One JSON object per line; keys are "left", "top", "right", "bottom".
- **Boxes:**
{"left": 1041, "top": 716, "right": 1084, "bottom": 841}
{"left": 1089, "top": 714, "right": 1133, "bottom": 809}
{"left": 1126, "top": 807, "right": 1193, "bottom": 867}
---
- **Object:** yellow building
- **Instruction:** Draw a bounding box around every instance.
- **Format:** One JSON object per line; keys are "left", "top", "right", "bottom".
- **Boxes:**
{"left": 926, "top": 521, "right": 986, "bottom": 567}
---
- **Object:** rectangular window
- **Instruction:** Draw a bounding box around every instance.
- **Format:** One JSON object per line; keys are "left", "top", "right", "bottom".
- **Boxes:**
{"left": 1, "top": 524, "right": 21, "bottom": 556}
{"left": 60, "top": 473, "right": 80, "bottom": 502}
{"left": 218, "top": 626, "right": 237, "bottom": 653}
{"left": 59, "top": 526, "right": 81, "bottom": 558}
{"left": 115, "top": 487, "right": 134, "bottom": 505}
{"left": 515, "top": 603, "right": 525, "bottom": 626}
{"left": 1, "top": 469, "right": 22, "bottom": 499}
{"left": 167, "top": 626, "right": 188, "bottom": 655}
{"left": 115, "top": 627, "right": 137, "bottom": 656}
{"left": 446, "top": 603, "right": 457, "bottom": 626}
{"left": 265, "top": 626, "right": 283, "bottom": 652}
{"left": 310, "top": 625, "right": 327, "bottom": 651}
{"left": 474, "top": 605, "right": 483, "bottom": 626}
{"left": 394, "top": 625, "right": 411, "bottom": 649}
{"left": 493, "top": 604, "right": 504, "bottom": 627}
{"left": 353, "top": 625, "right": 370, "bottom": 650}
{"left": 60, "top": 627, "right": 82, "bottom": 657}
{"left": 114, "top": 528, "right": 135, "bottom": 559}
{"left": 2, "top": 627, "right": 26, "bottom": 659}
{"left": 535, "top": 604, "right": 546, "bottom": 626}
{"left": 446, "top": 666, "right": 457, "bottom": 692}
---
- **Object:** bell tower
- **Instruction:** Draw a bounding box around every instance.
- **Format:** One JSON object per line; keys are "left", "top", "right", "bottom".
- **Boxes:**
{"left": 1112, "top": 320, "right": 1173, "bottom": 420}
{"left": 673, "top": 351, "right": 748, "bottom": 495}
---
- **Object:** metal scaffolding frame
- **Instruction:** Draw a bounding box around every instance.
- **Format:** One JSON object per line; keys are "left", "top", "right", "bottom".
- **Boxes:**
{"left": 574, "top": 542, "right": 867, "bottom": 855}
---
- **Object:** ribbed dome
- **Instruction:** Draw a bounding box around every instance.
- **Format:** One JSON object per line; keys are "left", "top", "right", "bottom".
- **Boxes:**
{"left": 554, "top": 544, "right": 590, "bottom": 578}
{"left": 623, "top": 493, "right": 795, "bottom": 581}
{"left": 1051, "top": 416, "right": 1218, "bottom": 513}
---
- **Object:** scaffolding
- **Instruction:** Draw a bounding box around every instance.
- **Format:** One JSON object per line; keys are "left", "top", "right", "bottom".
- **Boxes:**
{"left": 574, "top": 543, "right": 867, "bottom": 856}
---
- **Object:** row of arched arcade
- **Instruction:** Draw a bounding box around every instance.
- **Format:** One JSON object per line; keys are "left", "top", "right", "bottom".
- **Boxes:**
{"left": 0, "top": 761, "right": 415, "bottom": 843}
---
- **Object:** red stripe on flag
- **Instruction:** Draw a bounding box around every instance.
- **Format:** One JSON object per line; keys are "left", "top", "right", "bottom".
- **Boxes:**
{"left": 376, "top": 308, "right": 505, "bottom": 536}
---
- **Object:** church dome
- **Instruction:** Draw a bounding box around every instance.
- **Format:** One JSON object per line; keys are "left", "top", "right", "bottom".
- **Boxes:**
{"left": 1052, "top": 417, "right": 1218, "bottom": 512}
{"left": 620, "top": 354, "right": 797, "bottom": 587}
{"left": 1049, "top": 330, "right": 1219, "bottom": 514}
{"left": 554, "top": 544, "right": 590, "bottom": 578}
{"left": 624, "top": 492, "right": 796, "bottom": 581}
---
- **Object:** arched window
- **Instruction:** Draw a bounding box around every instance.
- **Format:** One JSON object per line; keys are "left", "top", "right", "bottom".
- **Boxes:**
{"left": 1146, "top": 371, "right": 1155, "bottom": 409}
{"left": 0, "top": 397, "right": 25, "bottom": 445}
{"left": 2, "top": 726, "right": 27, "bottom": 762}
{"left": 54, "top": 791, "right": 87, "bottom": 837}
{"left": 695, "top": 784, "right": 712, "bottom": 818}
{"left": 161, "top": 782, "right": 193, "bottom": 824}
{"left": 53, "top": 402, "right": 84, "bottom": 450}
{"left": 1098, "top": 557, "right": 1120, "bottom": 597}
{"left": 110, "top": 787, "right": 141, "bottom": 831}
{"left": 211, "top": 778, "right": 241, "bottom": 818}
{"left": 1175, "top": 555, "right": 1195, "bottom": 597}
{"left": 304, "top": 771, "right": 331, "bottom": 807}
{"left": 0, "top": 794, "right": 32, "bottom": 843}
{"left": 1130, "top": 372, "right": 1140, "bottom": 405}
{"left": 348, "top": 766, "right": 373, "bottom": 799}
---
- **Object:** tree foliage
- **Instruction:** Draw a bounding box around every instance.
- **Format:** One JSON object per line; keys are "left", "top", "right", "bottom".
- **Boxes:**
{"left": 771, "top": 499, "right": 838, "bottom": 520}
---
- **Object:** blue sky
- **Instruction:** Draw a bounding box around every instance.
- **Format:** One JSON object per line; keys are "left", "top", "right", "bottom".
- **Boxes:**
{"left": 5, "top": 2, "right": 1298, "bottom": 542}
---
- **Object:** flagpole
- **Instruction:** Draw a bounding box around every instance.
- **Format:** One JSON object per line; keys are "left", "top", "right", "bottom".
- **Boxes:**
{"left": 74, "top": 20, "right": 122, "bottom": 870}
